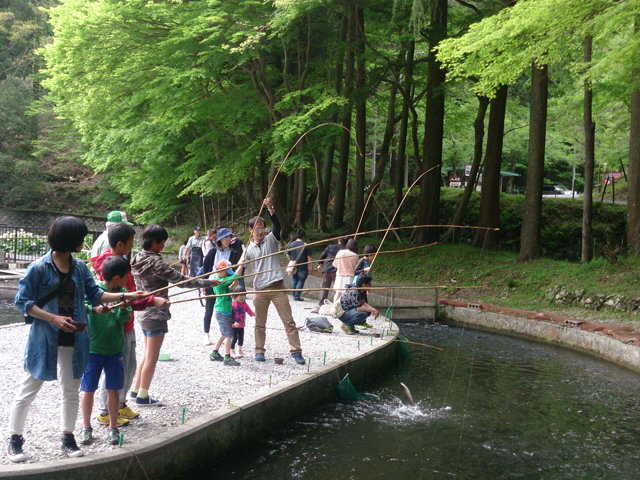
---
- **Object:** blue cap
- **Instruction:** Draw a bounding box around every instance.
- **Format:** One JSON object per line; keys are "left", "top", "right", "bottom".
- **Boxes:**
{"left": 217, "top": 228, "right": 233, "bottom": 240}
{"left": 225, "top": 269, "right": 235, "bottom": 275}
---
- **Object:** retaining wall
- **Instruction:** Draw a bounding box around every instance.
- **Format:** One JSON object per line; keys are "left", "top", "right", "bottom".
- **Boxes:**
{"left": 0, "top": 324, "right": 399, "bottom": 480}
{"left": 440, "top": 305, "right": 640, "bottom": 373}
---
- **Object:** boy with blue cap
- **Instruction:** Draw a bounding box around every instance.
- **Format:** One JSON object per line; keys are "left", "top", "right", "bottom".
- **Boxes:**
{"left": 209, "top": 259, "right": 240, "bottom": 366}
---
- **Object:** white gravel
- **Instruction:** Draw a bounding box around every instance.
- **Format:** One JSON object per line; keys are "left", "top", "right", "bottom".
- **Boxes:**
{"left": 0, "top": 288, "right": 387, "bottom": 465}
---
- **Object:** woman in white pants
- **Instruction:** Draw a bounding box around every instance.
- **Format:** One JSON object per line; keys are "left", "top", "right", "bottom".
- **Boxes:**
{"left": 8, "top": 216, "right": 143, "bottom": 463}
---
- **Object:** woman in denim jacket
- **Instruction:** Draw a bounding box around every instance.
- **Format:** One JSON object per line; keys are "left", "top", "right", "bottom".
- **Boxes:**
{"left": 7, "top": 216, "right": 144, "bottom": 463}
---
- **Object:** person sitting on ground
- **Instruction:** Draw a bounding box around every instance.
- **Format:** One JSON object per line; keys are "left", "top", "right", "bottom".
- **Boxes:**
{"left": 311, "top": 237, "right": 347, "bottom": 314}
{"left": 90, "top": 223, "right": 170, "bottom": 427}
{"left": 231, "top": 286, "right": 254, "bottom": 359}
{"left": 338, "top": 273, "right": 379, "bottom": 335}
{"left": 79, "top": 256, "right": 132, "bottom": 447}
{"left": 130, "top": 225, "right": 220, "bottom": 406}
{"left": 209, "top": 260, "right": 241, "bottom": 366}
{"left": 184, "top": 226, "right": 205, "bottom": 277}
{"left": 286, "top": 229, "right": 313, "bottom": 302}
{"left": 90, "top": 211, "right": 134, "bottom": 260}
{"left": 179, "top": 239, "right": 189, "bottom": 276}
{"left": 332, "top": 238, "right": 359, "bottom": 302}
{"left": 354, "top": 244, "right": 377, "bottom": 284}
{"left": 201, "top": 227, "right": 244, "bottom": 345}
{"left": 9, "top": 216, "right": 144, "bottom": 463}
{"left": 237, "top": 197, "right": 306, "bottom": 365}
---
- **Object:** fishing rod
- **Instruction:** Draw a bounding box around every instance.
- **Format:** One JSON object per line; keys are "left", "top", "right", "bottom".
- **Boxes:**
{"left": 171, "top": 284, "right": 487, "bottom": 304}
{"left": 167, "top": 242, "right": 439, "bottom": 299}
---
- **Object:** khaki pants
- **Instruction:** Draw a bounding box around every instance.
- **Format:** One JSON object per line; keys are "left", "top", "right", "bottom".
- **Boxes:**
{"left": 253, "top": 280, "right": 302, "bottom": 354}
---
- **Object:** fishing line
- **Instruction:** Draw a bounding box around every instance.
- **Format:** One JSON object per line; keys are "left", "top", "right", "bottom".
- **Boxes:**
{"left": 454, "top": 227, "right": 490, "bottom": 475}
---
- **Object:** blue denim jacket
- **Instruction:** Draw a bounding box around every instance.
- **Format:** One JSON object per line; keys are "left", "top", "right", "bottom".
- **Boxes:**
{"left": 14, "top": 252, "right": 103, "bottom": 381}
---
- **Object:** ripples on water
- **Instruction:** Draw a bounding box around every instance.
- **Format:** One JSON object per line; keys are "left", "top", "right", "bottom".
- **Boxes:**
{"left": 185, "top": 322, "right": 640, "bottom": 479}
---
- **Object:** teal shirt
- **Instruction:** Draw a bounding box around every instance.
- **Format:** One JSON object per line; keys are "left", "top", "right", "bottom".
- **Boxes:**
{"left": 212, "top": 273, "right": 238, "bottom": 314}
{"left": 84, "top": 282, "right": 131, "bottom": 355}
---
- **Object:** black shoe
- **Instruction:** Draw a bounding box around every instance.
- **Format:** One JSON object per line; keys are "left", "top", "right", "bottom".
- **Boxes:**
{"left": 108, "top": 428, "right": 120, "bottom": 446}
{"left": 294, "top": 297, "right": 304, "bottom": 302}
{"left": 7, "top": 434, "right": 27, "bottom": 463}
{"left": 61, "top": 433, "right": 84, "bottom": 458}
{"left": 209, "top": 350, "right": 223, "bottom": 362}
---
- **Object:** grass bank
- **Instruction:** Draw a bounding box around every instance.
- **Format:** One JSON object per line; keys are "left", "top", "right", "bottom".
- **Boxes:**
{"left": 309, "top": 239, "right": 640, "bottom": 327}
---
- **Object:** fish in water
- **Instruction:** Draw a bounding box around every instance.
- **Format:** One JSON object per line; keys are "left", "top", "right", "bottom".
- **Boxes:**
{"left": 400, "top": 382, "right": 415, "bottom": 406}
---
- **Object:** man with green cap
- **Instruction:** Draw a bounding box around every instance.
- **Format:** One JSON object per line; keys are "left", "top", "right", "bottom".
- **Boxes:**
{"left": 91, "top": 211, "right": 134, "bottom": 260}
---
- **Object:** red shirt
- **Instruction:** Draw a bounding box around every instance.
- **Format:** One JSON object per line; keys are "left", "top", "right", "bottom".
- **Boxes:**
{"left": 90, "top": 249, "right": 155, "bottom": 333}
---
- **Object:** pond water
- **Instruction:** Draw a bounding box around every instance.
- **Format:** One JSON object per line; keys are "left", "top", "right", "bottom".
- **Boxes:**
{"left": 186, "top": 322, "right": 640, "bottom": 479}
{"left": 0, "top": 292, "right": 21, "bottom": 326}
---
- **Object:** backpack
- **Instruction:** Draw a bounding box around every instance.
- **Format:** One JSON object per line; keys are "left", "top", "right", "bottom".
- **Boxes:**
{"left": 304, "top": 316, "right": 334, "bottom": 333}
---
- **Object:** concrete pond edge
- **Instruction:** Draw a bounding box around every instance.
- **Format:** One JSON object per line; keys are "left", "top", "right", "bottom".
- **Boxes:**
{"left": 0, "top": 324, "right": 400, "bottom": 480}
{"left": 440, "top": 304, "right": 640, "bottom": 373}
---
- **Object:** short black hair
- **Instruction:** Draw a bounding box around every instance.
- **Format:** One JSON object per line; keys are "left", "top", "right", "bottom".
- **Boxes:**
{"left": 108, "top": 223, "right": 136, "bottom": 249}
{"left": 356, "top": 273, "right": 372, "bottom": 287}
{"left": 346, "top": 238, "right": 358, "bottom": 254}
{"left": 364, "top": 244, "right": 377, "bottom": 255}
{"left": 296, "top": 229, "right": 305, "bottom": 239}
{"left": 102, "top": 256, "right": 131, "bottom": 281}
{"left": 339, "top": 237, "right": 349, "bottom": 246}
{"left": 249, "top": 216, "right": 266, "bottom": 229}
{"left": 141, "top": 224, "right": 169, "bottom": 250}
{"left": 48, "top": 216, "right": 88, "bottom": 252}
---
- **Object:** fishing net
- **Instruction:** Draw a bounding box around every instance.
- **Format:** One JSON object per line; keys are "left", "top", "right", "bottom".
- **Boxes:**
{"left": 337, "top": 373, "right": 377, "bottom": 400}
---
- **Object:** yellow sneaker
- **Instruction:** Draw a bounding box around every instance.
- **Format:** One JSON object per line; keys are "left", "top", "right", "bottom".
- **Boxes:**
{"left": 119, "top": 405, "right": 140, "bottom": 419}
{"left": 96, "top": 413, "right": 130, "bottom": 427}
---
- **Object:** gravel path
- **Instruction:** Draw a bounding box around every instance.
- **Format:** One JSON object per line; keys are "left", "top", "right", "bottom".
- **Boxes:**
{"left": 0, "top": 288, "right": 387, "bottom": 465}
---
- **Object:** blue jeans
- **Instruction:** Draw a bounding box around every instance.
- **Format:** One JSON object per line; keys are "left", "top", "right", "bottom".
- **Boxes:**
{"left": 340, "top": 308, "right": 369, "bottom": 327}
{"left": 292, "top": 269, "right": 308, "bottom": 299}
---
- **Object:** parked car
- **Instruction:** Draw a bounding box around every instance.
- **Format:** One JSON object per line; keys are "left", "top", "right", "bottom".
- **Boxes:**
{"left": 542, "top": 184, "right": 577, "bottom": 198}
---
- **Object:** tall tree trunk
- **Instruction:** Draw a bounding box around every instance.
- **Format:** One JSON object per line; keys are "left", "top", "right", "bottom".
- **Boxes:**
{"left": 442, "top": 94, "right": 489, "bottom": 243}
{"left": 352, "top": 5, "right": 366, "bottom": 230}
{"left": 473, "top": 85, "right": 509, "bottom": 249}
{"left": 270, "top": 165, "right": 292, "bottom": 235}
{"left": 318, "top": 13, "right": 349, "bottom": 232}
{"left": 413, "top": 0, "right": 447, "bottom": 245}
{"left": 294, "top": 168, "right": 307, "bottom": 227}
{"left": 333, "top": 3, "right": 356, "bottom": 229}
{"left": 517, "top": 63, "right": 548, "bottom": 262}
{"left": 628, "top": 25, "right": 640, "bottom": 255}
{"left": 583, "top": 35, "right": 596, "bottom": 262}
{"left": 394, "top": 40, "right": 415, "bottom": 228}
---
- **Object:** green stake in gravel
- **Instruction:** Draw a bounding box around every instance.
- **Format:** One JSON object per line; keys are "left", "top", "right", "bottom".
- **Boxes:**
{"left": 182, "top": 406, "right": 186, "bottom": 424}
{"left": 118, "top": 432, "right": 124, "bottom": 447}
{"left": 269, "top": 375, "right": 272, "bottom": 387}
{"left": 371, "top": 336, "right": 373, "bottom": 345}
{"left": 308, "top": 358, "right": 311, "bottom": 372}
{"left": 323, "top": 351, "right": 326, "bottom": 365}
{"left": 358, "top": 340, "right": 360, "bottom": 350}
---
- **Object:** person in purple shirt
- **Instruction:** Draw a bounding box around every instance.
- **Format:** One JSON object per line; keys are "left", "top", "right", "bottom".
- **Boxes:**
{"left": 230, "top": 286, "right": 255, "bottom": 358}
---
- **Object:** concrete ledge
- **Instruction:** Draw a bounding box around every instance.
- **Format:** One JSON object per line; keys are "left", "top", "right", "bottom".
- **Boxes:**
{"left": 440, "top": 305, "right": 640, "bottom": 373}
{"left": 0, "top": 325, "right": 399, "bottom": 480}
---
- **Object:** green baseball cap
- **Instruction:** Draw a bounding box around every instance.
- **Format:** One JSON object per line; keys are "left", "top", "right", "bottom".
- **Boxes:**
{"left": 106, "top": 211, "right": 134, "bottom": 225}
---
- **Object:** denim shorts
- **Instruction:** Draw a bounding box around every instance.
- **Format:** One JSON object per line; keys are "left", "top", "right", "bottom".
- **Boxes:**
{"left": 215, "top": 311, "right": 233, "bottom": 338}
{"left": 80, "top": 352, "right": 124, "bottom": 392}
{"left": 142, "top": 328, "right": 168, "bottom": 338}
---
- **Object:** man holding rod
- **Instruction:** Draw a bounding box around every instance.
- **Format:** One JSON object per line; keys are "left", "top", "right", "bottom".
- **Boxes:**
{"left": 238, "top": 198, "right": 306, "bottom": 365}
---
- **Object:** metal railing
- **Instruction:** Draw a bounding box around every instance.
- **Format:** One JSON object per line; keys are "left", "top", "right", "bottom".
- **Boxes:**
{"left": 0, "top": 226, "right": 101, "bottom": 264}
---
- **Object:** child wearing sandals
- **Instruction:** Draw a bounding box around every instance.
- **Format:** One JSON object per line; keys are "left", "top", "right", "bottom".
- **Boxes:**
{"left": 230, "top": 286, "right": 254, "bottom": 358}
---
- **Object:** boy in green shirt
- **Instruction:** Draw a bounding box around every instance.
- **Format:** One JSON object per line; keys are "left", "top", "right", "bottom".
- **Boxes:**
{"left": 209, "top": 260, "right": 240, "bottom": 366}
{"left": 79, "top": 256, "right": 132, "bottom": 446}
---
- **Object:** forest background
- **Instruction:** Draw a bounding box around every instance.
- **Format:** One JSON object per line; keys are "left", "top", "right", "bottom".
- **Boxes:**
{"left": 1, "top": 0, "right": 639, "bottom": 266}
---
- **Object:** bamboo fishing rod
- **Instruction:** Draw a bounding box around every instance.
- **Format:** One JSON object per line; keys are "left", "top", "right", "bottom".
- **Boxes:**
{"left": 256, "top": 122, "right": 362, "bottom": 221}
{"left": 369, "top": 166, "right": 435, "bottom": 270}
{"left": 148, "top": 224, "right": 497, "bottom": 296}
{"left": 168, "top": 242, "right": 438, "bottom": 299}
{"left": 171, "top": 284, "right": 487, "bottom": 304}
{"left": 355, "top": 181, "right": 380, "bottom": 235}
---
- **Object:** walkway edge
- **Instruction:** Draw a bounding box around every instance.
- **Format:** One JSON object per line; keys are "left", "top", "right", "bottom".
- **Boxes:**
{"left": 440, "top": 305, "right": 640, "bottom": 372}
{"left": 0, "top": 326, "right": 399, "bottom": 480}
